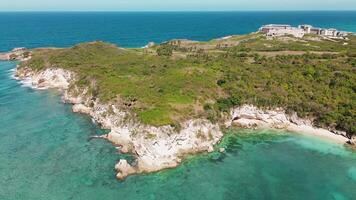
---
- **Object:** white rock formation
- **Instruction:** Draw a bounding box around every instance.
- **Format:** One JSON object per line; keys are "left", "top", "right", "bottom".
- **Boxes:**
{"left": 15, "top": 67, "right": 223, "bottom": 179}
{"left": 15, "top": 67, "right": 72, "bottom": 90}
{"left": 72, "top": 104, "right": 91, "bottom": 115}
{"left": 227, "top": 105, "right": 349, "bottom": 144}
{"left": 0, "top": 48, "right": 30, "bottom": 61}
{"left": 15, "top": 67, "right": 353, "bottom": 180}
{"left": 350, "top": 135, "right": 356, "bottom": 146}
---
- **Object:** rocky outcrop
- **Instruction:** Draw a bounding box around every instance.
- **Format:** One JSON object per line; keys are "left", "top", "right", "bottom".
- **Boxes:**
{"left": 227, "top": 105, "right": 350, "bottom": 144}
{"left": 72, "top": 104, "right": 91, "bottom": 115}
{"left": 115, "top": 160, "right": 137, "bottom": 179}
{"left": 226, "top": 105, "right": 310, "bottom": 128}
{"left": 350, "top": 135, "right": 356, "bottom": 146}
{"left": 15, "top": 67, "right": 223, "bottom": 180}
{"left": 15, "top": 67, "right": 72, "bottom": 90}
{"left": 15, "top": 67, "right": 354, "bottom": 180}
{"left": 0, "top": 48, "right": 31, "bottom": 61}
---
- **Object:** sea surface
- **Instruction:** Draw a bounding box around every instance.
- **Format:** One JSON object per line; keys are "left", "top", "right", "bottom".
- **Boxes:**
{"left": 1, "top": 11, "right": 356, "bottom": 52}
{"left": 0, "top": 12, "right": 356, "bottom": 200}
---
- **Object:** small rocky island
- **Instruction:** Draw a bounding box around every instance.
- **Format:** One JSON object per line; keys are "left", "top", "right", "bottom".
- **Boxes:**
{"left": 4, "top": 25, "right": 355, "bottom": 179}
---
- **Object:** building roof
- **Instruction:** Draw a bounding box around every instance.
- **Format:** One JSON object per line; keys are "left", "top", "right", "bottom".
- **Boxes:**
{"left": 262, "top": 24, "right": 291, "bottom": 28}
{"left": 300, "top": 24, "right": 313, "bottom": 27}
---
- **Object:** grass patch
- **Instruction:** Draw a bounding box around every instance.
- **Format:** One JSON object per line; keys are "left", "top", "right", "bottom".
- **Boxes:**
{"left": 19, "top": 35, "right": 356, "bottom": 136}
{"left": 139, "top": 107, "right": 173, "bottom": 126}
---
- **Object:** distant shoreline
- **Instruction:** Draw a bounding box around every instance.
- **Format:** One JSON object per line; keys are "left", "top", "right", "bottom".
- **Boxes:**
{"left": 1, "top": 10, "right": 356, "bottom": 13}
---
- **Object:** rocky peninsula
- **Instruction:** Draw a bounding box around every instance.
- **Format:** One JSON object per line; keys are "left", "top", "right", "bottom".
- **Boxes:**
{"left": 0, "top": 47, "right": 31, "bottom": 61}
{"left": 7, "top": 31, "right": 356, "bottom": 179}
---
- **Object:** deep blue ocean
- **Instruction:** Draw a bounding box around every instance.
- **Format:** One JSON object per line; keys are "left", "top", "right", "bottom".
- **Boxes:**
{"left": 0, "top": 12, "right": 356, "bottom": 200}
{"left": 0, "top": 11, "right": 356, "bottom": 52}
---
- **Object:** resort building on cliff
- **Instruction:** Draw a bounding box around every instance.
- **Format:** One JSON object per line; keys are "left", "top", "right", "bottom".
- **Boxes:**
{"left": 260, "top": 24, "right": 349, "bottom": 38}
{"left": 259, "top": 24, "right": 305, "bottom": 38}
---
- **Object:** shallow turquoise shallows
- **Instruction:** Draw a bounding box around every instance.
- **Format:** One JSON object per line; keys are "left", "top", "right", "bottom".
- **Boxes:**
{"left": 1, "top": 11, "right": 356, "bottom": 200}
{"left": 1, "top": 61, "right": 356, "bottom": 200}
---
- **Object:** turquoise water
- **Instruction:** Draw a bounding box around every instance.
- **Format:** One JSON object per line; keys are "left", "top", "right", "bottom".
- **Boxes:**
{"left": 1, "top": 61, "right": 356, "bottom": 199}
{"left": 1, "top": 12, "right": 356, "bottom": 199}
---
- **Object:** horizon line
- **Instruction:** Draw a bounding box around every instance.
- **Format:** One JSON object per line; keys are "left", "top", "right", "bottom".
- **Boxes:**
{"left": 1, "top": 10, "right": 356, "bottom": 12}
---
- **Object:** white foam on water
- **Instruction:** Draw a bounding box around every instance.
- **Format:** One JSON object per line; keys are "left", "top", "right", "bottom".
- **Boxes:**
{"left": 19, "top": 77, "right": 34, "bottom": 88}
{"left": 8, "top": 68, "right": 16, "bottom": 79}
{"left": 9, "top": 68, "right": 48, "bottom": 90}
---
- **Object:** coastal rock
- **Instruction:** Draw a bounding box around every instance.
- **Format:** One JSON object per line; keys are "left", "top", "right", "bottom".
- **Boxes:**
{"left": 228, "top": 105, "right": 349, "bottom": 144}
{"left": 115, "top": 159, "right": 137, "bottom": 180}
{"left": 14, "top": 67, "right": 353, "bottom": 180}
{"left": 107, "top": 119, "right": 222, "bottom": 179}
{"left": 219, "top": 147, "right": 225, "bottom": 153}
{"left": 107, "top": 128, "right": 134, "bottom": 154}
{"left": 332, "top": 130, "right": 348, "bottom": 138}
{"left": 63, "top": 88, "right": 88, "bottom": 104}
{"left": 0, "top": 47, "right": 31, "bottom": 61}
{"left": 15, "top": 67, "right": 72, "bottom": 90}
{"left": 15, "top": 67, "right": 224, "bottom": 179}
{"left": 72, "top": 104, "right": 91, "bottom": 115}
{"left": 289, "top": 112, "right": 311, "bottom": 125}
{"left": 350, "top": 135, "right": 356, "bottom": 145}
{"left": 229, "top": 105, "right": 291, "bottom": 128}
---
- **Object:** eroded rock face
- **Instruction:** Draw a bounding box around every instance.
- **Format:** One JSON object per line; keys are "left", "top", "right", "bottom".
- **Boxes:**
{"left": 350, "top": 135, "right": 356, "bottom": 145}
{"left": 72, "top": 104, "right": 91, "bottom": 115}
{"left": 78, "top": 103, "right": 222, "bottom": 180}
{"left": 15, "top": 67, "right": 224, "bottom": 180}
{"left": 15, "top": 68, "right": 353, "bottom": 180}
{"left": 107, "top": 119, "right": 222, "bottom": 179}
{"left": 15, "top": 67, "right": 72, "bottom": 90}
{"left": 115, "top": 160, "right": 136, "bottom": 179}
{"left": 0, "top": 48, "right": 31, "bottom": 61}
{"left": 227, "top": 105, "right": 349, "bottom": 144}
{"left": 228, "top": 105, "right": 310, "bottom": 129}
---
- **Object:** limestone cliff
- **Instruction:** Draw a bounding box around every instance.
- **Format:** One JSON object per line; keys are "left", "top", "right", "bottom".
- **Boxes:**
{"left": 14, "top": 66, "right": 353, "bottom": 179}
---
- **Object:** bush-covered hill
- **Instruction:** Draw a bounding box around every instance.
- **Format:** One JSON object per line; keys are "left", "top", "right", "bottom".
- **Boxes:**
{"left": 20, "top": 34, "right": 356, "bottom": 137}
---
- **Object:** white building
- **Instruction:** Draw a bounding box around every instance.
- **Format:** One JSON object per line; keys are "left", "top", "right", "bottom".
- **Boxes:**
{"left": 260, "top": 24, "right": 349, "bottom": 39}
{"left": 259, "top": 24, "right": 291, "bottom": 33}
{"left": 337, "top": 31, "right": 349, "bottom": 37}
{"left": 259, "top": 24, "right": 305, "bottom": 38}
{"left": 298, "top": 25, "right": 313, "bottom": 33}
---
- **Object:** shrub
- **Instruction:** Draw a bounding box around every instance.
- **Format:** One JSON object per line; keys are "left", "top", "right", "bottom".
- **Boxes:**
{"left": 216, "top": 96, "right": 241, "bottom": 112}
{"left": 157, "top": 45, "right": 173, "bottom": 56}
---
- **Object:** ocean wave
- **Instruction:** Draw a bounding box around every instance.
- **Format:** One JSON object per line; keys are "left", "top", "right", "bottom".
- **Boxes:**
{"left": 7, "top": 68, "right": 16, "bottom": 79}
{"left": 9, "top": 69, "right": 42, "bottom": 90}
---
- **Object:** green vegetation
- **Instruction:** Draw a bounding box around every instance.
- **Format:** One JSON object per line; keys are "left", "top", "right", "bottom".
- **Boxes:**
{"left": 20, "top": 34, "right": 356, "bottom": 137}
{"left": 156, "top": 44, "right": 174, "bottom": 56}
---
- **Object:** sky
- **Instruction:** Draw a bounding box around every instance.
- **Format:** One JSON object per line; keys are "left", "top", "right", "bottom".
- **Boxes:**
{"left": 0, "top": 0, "right": 356, "bottom": 11}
